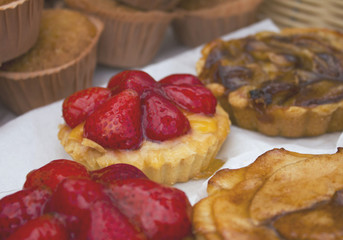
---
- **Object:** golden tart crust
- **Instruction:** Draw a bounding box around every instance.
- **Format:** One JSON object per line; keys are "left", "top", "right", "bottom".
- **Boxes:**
{"left": 58, "top": 105, "right": 230, "bottom": 185}
{"left": 193, "top": 148, "right": 343, "bottom": 239}
{"left": 197, "top": 28, "right": 343, "bottom": 137}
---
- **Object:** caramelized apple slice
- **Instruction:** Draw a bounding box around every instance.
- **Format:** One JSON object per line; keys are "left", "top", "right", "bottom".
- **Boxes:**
{"left": 250, "top": 149, "right": 343, "bottom": 224}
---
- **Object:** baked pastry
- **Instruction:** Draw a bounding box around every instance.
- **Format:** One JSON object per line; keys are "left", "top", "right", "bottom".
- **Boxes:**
{"left": 172, "top": 0, "right": 262, "bottom": 47}
{"left": 197, "top": 28, "right": 343, "bottom": 137}
{"left": 0, "top": 0, "right": 43, "bottom": 64}
{"left": 64, "top": 0, "right": 174, "bottom": 68}
{"left": 117, "top": 0, "right": 181, "bottom": 11}
{"left": 193, "top": 148, "right": 343, "bottom": 239}
{"left": 0, "top": 160, "right": 192, "bottom": 240}
{"left": 58, "top": 71, "right": 230, "bottom": 185}
{"left": 0, "top": 8, "right": 103, "bottom": 114}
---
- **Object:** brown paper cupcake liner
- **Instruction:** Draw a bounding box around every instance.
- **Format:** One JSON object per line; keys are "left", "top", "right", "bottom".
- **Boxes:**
{"left": 65, "top": 0, "right": 175, "bottom": 68}
{"left": 117, "top": 0, "right": 181, "bottom": 11}
{"left": 172, "top": 0, "right": 263, "bottom": 47}
{"left": 0, "top": 16, "right": 104, "bottom": 115}
{"left": 0, "top": 0, "right": 44, "bottom": 64}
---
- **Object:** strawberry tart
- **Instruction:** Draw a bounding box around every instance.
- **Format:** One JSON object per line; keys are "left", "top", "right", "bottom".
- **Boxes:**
{"left": 58, "top": 70, "right": 230, "bottom": 185}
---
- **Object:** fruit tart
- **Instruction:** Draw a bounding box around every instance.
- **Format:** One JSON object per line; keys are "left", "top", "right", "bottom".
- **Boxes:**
{"left": 0, "top": 160, "right": 193, "bottom": 240}
{"left": 58, "top": 70, "right": 230, "bottom": 185}
{"left": 193, "top": 148, "right": 343, "bottom": 239}
{"left": 197, "top": 28, "right": 343, "bottom": 137}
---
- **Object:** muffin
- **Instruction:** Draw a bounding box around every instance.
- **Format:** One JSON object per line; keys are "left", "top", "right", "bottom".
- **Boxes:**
{"left": 117, "top": 0, "right": 181, "bottom": 11}
{"left": 172, "top": 0, "right": 262, "bottom": 47}
{"left": 197, "top": 28, "right": 343, "bottom": 137}
{"left": 65, "top": 0, "right": 174, "bottom": 68}
{"left": 193, "top": 148, "right": 343, "bottom": 239}
{"left": 0, "top": 9, "right": 103, "bottom": 114}
{"left": 0, "top": 0, "right": 44, "bottom": 64}
{"left": 58, "top": 71, "right": 230, "bottom": 185}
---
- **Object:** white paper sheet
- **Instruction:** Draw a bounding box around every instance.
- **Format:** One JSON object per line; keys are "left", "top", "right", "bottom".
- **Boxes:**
{"left": 1, "top": 19, "right": 342, "bottom": 205}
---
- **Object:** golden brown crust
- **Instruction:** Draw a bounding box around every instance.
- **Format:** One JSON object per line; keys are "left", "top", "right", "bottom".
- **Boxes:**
{"left": 197, "top": 28, "right": 343, "bottom": 137}
{"left": 118, "top": 0, "right": 181, "bottom": 11}
{"left": 58, "top": 105, "right": 230, "bottom": 185}
{"left": 193, "top": 148, "right": 343, "bottom": 239}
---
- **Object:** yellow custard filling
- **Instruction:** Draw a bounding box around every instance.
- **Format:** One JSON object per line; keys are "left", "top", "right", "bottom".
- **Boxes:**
{"left": 58, "top": 105, "right": 230, "bottom": 184}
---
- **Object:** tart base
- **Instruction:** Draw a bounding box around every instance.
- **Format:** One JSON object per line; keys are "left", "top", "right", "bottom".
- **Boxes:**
{"left": 58, "top": 105, "right": 230, "bottom": 185}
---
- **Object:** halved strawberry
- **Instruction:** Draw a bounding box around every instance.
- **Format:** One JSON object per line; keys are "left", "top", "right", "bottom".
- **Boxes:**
{"left": 91, "top": 164, "right": 148, "bottom": 184}
{"left": 23, "top": 159, "right": 90, "bottom": 192}
{"left": 141, "top": 91, "right": 190, "bottom": 142}
{"left": 84, "top": 89, "right": 143, "bottom": 150}
{"left": 7, "top": 214, "right": 68, "bottom": 240}
{"left": 159, "top": 74, "right": 203, "bottom": 86}
{"left": 0, "top": 188, "right": 52, "bottom": 239}
{"left": 107, "top": 179, "right": 192, "bottom": 240}
{"left": 161, "top": 84, "right": 217, "bottom": 115}
{"left": 62, "top": 87, "right": 111, "bottom": 128}
{"left": 107, "top": 70, "right": 156, "bottom": 95}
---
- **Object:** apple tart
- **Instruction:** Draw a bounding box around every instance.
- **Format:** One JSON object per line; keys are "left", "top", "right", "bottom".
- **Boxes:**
{"left": 193, "top": 148, "right": 343, "bottom": 239}
{"left": 197, "top": 28, "right": 343, "bottom": 137}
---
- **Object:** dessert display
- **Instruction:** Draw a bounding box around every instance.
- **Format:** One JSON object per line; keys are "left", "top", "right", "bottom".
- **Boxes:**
{"left": 58, "top": 70, "right": 230, "bottom": 185}
{"left": 117, "top": 0, "right": 181, "bottom": 11}
{"left": 197, "top": 28, "right": 343, "bottom": 137}
{"left": 193, "top": 148, "right": 343, "bottom": 239}
{"left": 0, "top": 160, "right": 193, "bottom": 240}
{"left": 172, "top": 0, "right": 262, "bottom": 47}
{"left": 0, "top": 8, "right": 103, "bottom": 114}
{"left": 64, "top": 0, "right": 174, "bottom": 68}
{"left": 0, "top": 0, "right": 44, "bottom": 64}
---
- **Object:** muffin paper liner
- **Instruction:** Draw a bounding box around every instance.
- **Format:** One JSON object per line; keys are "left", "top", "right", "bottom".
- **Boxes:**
{"left": 172, "top": 0, "right": 263, "bottom": 47}
{"left": 0, "top": 15, "right": 104, "bottom": 114}
{"left": 0, "top": 0, "right": 44, "bottom": 64}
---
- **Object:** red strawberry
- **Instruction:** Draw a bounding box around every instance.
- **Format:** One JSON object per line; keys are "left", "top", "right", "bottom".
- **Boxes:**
{"left": 24, "top": 159, "right": 90, "bottom": 191}
{"left": 84, "top": 89, "right": 143, "bottom": 150}
{"left": 159, "top": 73, "right": 203, "bottom": 86}
{"left": 79, "top": 200, "right": 146, "bottom": 240}
{"left": 91, "top": 164, "right": 148, "bottom": 184}
{"left": 141, "top": 91, "right": 190, "bottom": 141}
{"left": 107, "top": 179, "right": 192, "bottom": 240}
{"left": 62, "top": 87, "right": 112, "bottom": 128}
{"left": 161, "top": 84, "right": 217, "bottom": 115}
{"left": 0, "top": 188, "right": 51, "bottom": 239}
{"left": 107, "top": 70, "right": 156, "bottom": 95}
{"left": 7, "top": 214, "right": 68, "bottom": 240}
{"left": 46, "top": 178, "right": 108, "bottom": 237}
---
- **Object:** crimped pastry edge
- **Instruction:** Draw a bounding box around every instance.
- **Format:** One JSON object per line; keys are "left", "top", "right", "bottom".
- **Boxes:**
{"left": 58, "top": 105, "right": 230, "bottom": 185}
{"left": 197, "top": 28, "right": 343, "bottom": 137}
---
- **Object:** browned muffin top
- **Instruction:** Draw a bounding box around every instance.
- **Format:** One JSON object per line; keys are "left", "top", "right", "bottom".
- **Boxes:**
{"left": 1, "top": 9, "right": 96, "bottom": 72}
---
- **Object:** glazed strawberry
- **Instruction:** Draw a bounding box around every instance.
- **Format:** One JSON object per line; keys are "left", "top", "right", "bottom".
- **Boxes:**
{"left": 161, "top": 84, "right": 217, "bottom": 115}
{"left": 0, "top": 188, "right": 51, "bottom": 239}
{"left": 141, "top": 91, "right": 190, "bottom": 141}
{"left": 91, "top": 163, "right": 148, "bottom": 184}
{"left": 84, "top": 89, "right": 143, "bottom": 150}
{"left": 79, "top": 200, "right": 146, "bottom": 240}
{"left": 107, "top": 70, "right": 156, "bottom": 95}
{"left": 159, "top": 73, "right": 203, "bottom": 86}
{"left": 46, "top": 178, "right": 108, "bottom": 237}
{"left": 7, "top": 214, "right": 68, "bottom": 240}
{"left": 24, "top": 159, "right": 89, "bottom": 191}
{"left": 62, "top": 87, "right": 111, "bottom": 128}
{"left": 107, "top": 179, "right": 192, "bottom": 240}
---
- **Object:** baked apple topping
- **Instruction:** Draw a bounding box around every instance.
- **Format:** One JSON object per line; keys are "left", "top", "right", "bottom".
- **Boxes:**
{"left": 199, "top": 30, "right": 343, "bottom": 108}
{"left": 62, "top": 70, "right": 217, "bottom": 150}
{"left": 0, "top": 160, "right": 193, "bottom": 240}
